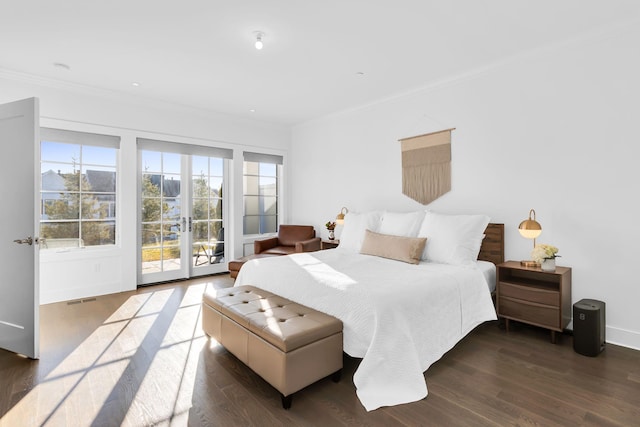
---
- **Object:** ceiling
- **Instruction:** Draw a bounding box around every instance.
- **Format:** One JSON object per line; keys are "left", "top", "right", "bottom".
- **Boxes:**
{"left": 1, "top": 1, "right": 638, "bottom": 126}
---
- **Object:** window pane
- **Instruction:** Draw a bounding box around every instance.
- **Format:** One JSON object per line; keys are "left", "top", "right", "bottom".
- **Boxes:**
{"left": 259, "top": 178, "right": 277, "bottom": 196}
{"left": 244, "top": 196, "right": 259, "bottom": 216}
{"left": 41, "top": 164, "right": 79, "bottom": 191}
{"left": 209, "top": 177, "right": 223, "bottom": 195}
{"left": 82, "top": 221, "right": 115, "bottom": 246}
{"left": 40, "top": 222, "right": 79, "bottom": 240}
{"left": 211, "top": 198, "right": 222, "bottom": 220}
{"left": 41, "top": 141, "right": 80, "bottom": 164}
{"left": 163, "top": 223, "right": 180, "bottom": 243}
{"left": 192, "top": 156, "right": 208, "bottom": 175}
{"left": 142, "top": 224, "right": 161, "bottom": 245}
{"left": 162, "top": 175, "right": 181, "bottom": 197}
{"left": 82, "top": 166, "right": 116, "bottom": 192}
{"left": 243, "top": 161, "right": 259, "bottom": 175}
{"left": 243, "top": 216, "right": 259, "bottom": 235}
{"left": 192, "top": 221, "right": 209, "bottom": 242}
{"left": 142, "top": 151, "right": 161, "bottom": 173}
{"left": 259, "top": 163, "right": 277, "bottom": 177}
{"left": 142, "top": 174, "right": 161, "bottom": 197}
{"left": 163, "top": 153, "right": 181, "bottom": 174}
{"left": 211, "top": 221, "right": 223, "bottom": 242}
{"left": 162, "top": 247, "right": 181, "bottom": 271}
{"left": 41, "top": 194, "right": 79, "bottom": 220}
{"left": 81, "top": 194, "right": 115, "bottom": 219}
{"left": 244, "top": 176, "right": 259, "bottom": 195}
{"left": 210, "top": 158, "right": 223, "bottom": 177}
{"left": 192, "top": 177, "right": 209, "bottom": 198}
{"left": 261, "top": 196, "right": 278, "bottom": 215}
{"left": 192, "top": 198, "right": 209, "bottom": 220}
{"left": 261, "top": 216, "right": 277, "bottom": 234}
{"left": 142, "top": 197, "right": 161, "bottom": 222}
{"left": 163, "top": 198, "right": 180, "bottom": 221}
{"left": 82, "top": 145, "right": 116, "bottom": 166}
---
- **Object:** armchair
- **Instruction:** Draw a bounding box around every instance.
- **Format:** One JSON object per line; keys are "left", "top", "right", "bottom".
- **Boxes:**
{"left": 254, "top": 225, "right": 321, "bottom": 255}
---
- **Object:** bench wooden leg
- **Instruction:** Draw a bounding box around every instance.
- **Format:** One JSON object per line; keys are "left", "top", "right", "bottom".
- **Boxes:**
{"left": 331, "top": 369, "right": 342, "bottom": 383}
{"left": 281, "top": 393, "right": 292, "bottom": 410}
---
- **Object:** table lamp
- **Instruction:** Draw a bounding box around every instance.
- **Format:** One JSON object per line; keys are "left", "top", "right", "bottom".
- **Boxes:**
{"left": 519, "top": 208, "right": 542, "bottom": 267}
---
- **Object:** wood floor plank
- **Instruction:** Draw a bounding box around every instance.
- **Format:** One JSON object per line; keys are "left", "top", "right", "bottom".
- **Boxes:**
{"left": 1, "top": 275, "right": 639, "bottom": 427}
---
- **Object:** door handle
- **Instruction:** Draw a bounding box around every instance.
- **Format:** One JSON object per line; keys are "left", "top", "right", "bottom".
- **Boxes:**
{"left": 13, "top": 237, "right": 33, "bottom": 245}
{"left": 182, "top": 217, "right": 187, "bottom": 232}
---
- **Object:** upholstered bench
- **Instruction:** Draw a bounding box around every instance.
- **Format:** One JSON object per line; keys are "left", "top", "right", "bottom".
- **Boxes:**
{"left": 202, "top": 285, "right": 343, "bottom": 409}
{"left": 228, "top": 254, "right": 280, "bottom": 279}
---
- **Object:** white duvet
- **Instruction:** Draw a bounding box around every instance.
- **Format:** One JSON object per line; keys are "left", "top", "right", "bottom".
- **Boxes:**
{"left": 235, "top": 249, "right": 497, "bottom": 411}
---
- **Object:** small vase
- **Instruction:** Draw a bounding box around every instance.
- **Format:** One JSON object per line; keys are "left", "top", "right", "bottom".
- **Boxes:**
{"left": 328, "top": 230, "right": 335, "bottom": 240}
{"left": 541, "top": 258, "right": 556, "bottom": 272}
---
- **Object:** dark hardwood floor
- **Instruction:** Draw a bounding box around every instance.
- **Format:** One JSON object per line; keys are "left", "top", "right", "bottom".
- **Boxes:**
{"left": 1, "top": 274, "right": 639, "bottom": 426}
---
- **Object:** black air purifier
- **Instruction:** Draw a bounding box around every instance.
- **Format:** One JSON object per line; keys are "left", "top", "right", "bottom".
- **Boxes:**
{"left": 573, "top": 299, "right": 605, "bottom": 357}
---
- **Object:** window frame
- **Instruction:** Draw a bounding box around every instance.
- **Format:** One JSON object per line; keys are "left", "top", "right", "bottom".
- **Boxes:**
{"left": 39, "top": 128, "right": 120, "bottom": 250}
{"left": 242, "top": 154, "right": 282, "bottom": 236}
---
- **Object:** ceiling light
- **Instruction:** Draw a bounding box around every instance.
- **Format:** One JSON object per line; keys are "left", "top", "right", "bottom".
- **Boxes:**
{"left": 254, "top": 31, "right": 265, "bottom": 50}
{"left": 132, "top": 82, "right": 140, "bottom": 87}
{"left": 249, "top": 109, "right": 256, "bottom": 113}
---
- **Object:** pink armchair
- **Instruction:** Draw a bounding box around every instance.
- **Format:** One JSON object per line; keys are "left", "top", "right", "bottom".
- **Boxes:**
{"left": 254, "top": 225, "right": 321, "bottom": 255}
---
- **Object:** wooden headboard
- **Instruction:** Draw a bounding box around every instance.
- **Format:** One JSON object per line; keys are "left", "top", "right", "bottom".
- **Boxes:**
{"left": 478, "top": 223, "right": 504, "bottom": 265}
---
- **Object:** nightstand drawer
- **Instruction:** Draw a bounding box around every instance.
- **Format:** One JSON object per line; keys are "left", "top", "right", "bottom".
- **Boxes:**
{"left": 499, "top": 297, "right": 559, "bottom": 329}
{"left": 499, "top": 282, "right": 559, "bottom": 306}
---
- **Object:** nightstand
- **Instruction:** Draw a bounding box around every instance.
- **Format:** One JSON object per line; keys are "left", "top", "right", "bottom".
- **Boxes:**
{"left": 321, "top": 239, "right": 340, "bottom": 250}
{"left": 497, "top": 260, "right": 572, "bottom": 343}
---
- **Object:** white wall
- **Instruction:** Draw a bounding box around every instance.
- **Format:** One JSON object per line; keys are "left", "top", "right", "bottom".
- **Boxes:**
{"left": 290, "top": 24, "right": 640, "bottom": 349}
{"left": 0, "top": 75, "right": 290, "bottom": 304}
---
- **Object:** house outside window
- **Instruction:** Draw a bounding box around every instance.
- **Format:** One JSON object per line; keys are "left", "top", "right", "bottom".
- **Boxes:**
{"left": 243, "top": 152, "right": 283, "bottom": 235}
{"left": 40, "top": 128, "right": 120, "bottom": 249}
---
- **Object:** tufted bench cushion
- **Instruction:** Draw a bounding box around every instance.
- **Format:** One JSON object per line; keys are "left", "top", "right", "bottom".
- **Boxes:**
{"left": 202, "top": 285, "right": 343, "bottom": 409}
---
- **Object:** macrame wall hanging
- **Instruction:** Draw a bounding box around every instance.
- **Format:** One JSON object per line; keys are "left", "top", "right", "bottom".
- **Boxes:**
{"left": 398, "top": 128, "right": 455, "bottom": 205}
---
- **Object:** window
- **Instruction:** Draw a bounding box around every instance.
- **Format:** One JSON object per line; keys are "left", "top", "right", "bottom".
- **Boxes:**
{"left": 40, "top": 128, "right": 120, "bottom": 249}
{"left": 243, "top": 152, "right": 283, "bottom": 235}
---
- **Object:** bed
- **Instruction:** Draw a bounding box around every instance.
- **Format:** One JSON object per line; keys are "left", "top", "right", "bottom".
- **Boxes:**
{"left": 235, "top": 211, "right": 504, "bottom": 411}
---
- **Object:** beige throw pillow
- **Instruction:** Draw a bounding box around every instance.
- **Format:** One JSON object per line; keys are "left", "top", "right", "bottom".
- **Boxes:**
{"left": 360, "top": 229, "right": 427, "bottom": 264}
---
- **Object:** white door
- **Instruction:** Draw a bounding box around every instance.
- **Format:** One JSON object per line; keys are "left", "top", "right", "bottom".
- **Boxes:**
{"left": 139, "top": 150, "right": 227, "bottom": 285}
{"left": 0, "top": 98, "right": 40, "bottom": 359}
{"left": 140, "top": 150, "right": 188, "bottom": 284}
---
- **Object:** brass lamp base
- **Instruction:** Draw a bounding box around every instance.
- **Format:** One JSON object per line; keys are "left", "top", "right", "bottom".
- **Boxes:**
{"left": 520, "top": 260, "right": 540, "bottom": 267}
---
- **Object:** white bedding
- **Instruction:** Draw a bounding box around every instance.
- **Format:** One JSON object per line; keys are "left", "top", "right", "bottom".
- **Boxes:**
{"left": 477, "top": 260, "right": 497, "bottom": 293}
{"left": 235, "top": 249, "right": 497, "bottom": 411}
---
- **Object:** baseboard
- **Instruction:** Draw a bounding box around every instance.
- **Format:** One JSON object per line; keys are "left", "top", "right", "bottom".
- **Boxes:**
{"left": 560, "top": 321, "right": 638, "bottom": 352}
{"left": 606, "top": 326, "right": 640, "bottom": 351}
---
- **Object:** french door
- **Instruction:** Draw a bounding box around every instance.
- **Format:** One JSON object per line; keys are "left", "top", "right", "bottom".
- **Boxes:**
{"left": 138, "top": 142, "right": 229, "bottom": 285}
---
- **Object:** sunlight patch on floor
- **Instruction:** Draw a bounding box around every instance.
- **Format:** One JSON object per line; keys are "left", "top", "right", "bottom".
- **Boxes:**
{"left": 2, "top": 285, "right": 207, "bottom": 427}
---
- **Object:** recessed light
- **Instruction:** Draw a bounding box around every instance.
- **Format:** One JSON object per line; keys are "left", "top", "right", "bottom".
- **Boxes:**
{"left": 132, "top": 82, "right": 141, "bottom": 87}
{"left": 249, "top": 109, "right": 256, "bottom": 113}
{"left": 53, "top": 62, "right": 70, "bottom": 70}
{"left": 355, "top": 71, "right": 365, "bottom": 77}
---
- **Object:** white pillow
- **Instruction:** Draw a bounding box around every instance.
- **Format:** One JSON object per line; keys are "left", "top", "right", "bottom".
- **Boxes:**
{"left": 417, "top": 211, "right": 490, "bottom": 265}
{"left": 338, "top": 211, "right": 382, "bottom": 253}
{"left": 378, "top": 211, "right": 425, "bottom": 237}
